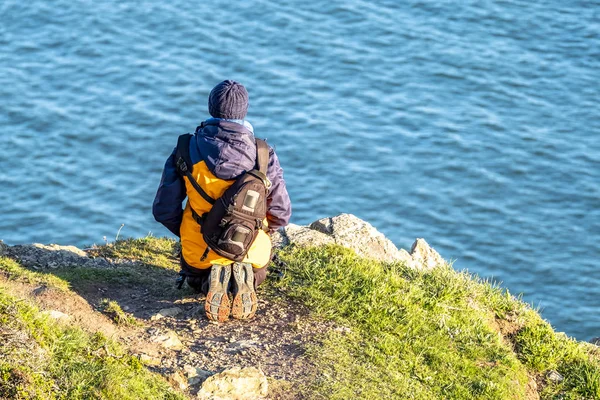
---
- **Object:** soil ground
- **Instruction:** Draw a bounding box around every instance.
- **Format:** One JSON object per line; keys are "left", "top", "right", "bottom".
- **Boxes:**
{"left": 0, "top": 247, "right": 330, "bottom": 399}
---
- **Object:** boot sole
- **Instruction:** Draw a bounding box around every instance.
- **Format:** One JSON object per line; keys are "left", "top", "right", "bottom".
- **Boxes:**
{"left": 231, "top": 263, "right": 258, "bottom": 320}
{"left": 205, "top": 264, "right": 231, "bottom": 322}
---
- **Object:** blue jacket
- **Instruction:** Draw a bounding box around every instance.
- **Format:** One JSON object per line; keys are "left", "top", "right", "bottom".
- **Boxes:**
{"left": 152, "top": 119, "right": 292, "bottom": 237}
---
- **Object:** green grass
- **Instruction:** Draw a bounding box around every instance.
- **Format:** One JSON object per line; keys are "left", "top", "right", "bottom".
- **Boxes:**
{"left": 0, "top": 256, "right": 70, "bottom": 291}
{"left": 98, "top": 299, "right": 139, "bottom": 326}
{"left": 274, "top": 245, "right": 600, "bottom": 400}
{"left": 1, "top": 238, "right": 189, "bottom": 297}
{"left": 3, "top": 238, "right": 599, "bottom": 399}
{"left": 0, "top": 290, "right": 184, "bottom": 400}
{"left": 87, "top": 237, "right": 180, "bottom": 271}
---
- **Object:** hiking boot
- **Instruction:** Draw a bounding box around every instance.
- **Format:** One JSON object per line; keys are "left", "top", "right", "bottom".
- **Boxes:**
{"left": 205, "top": 264, "right": 232, "bottom": 322}
{"left": 231, "top": 262, "right": 258, "bottom": 320}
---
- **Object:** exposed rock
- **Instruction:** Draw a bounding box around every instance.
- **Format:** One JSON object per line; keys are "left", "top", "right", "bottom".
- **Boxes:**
{"left": 546, "top": 370, "right": 564, "bottom": 383}
{"left": 184, "top": 365, "right": 213, "bottom": 386}
{"left": 0, "top": 241, "right": 8, "bottom": 256}
{"left": 310, "top": 214, "right": 411, "bottom": 263}
{"left": 151, "top": 330, "right": 184, "bottom": 350}
{"left": 44, "top": 310, "right": 71, "bottom": 322}
{"left": 408, "top": 238, "right": 445, "bottom": 270}
{"left": 7, "top": 243, "right": 110, "bottom": 269}
{"left": 272, "top": 224, "right": 334, "bottom": 249}
{"left": 31, "top": 285, "right": 49, "bottom": 296}
{"left": 590, "top": 337, "right": 600, "bottom": 346}
{"left": 273, "top": 214, "right": 444, "bottom": 268}
{"left": 151, "top": 307, "right": 183, "bottom": 321}
{"left": 226, "top": 340, "right": 259, "bottom": 354}
{"left": 139, "top": 353, "right": 162, "bottom": 366}
{"left": 171, "top": 371, "right": 189, "bottom": 390}
{"left": 197, "top": 367, "right": 268, "bottom": 400}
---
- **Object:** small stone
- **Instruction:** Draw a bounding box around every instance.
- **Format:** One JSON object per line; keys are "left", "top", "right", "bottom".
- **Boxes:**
{"left": 546, "top": 370, "right": 564, "bottom": 383}
{"left": 170, "top": 371, "right": 189, "bottom": 390}
{"left": 183, "top": 365, "right": 213, "bottom": 386}
{"left": 139, "top": 354, "right": 161, "bottom": 366}
{"left": 226, "top": 340, "right": 259, "bottom": 353}
{"left": 197, "top": 367, "right": 268, "bottom": 400}
{"left": 152, "top": 330, "right": 184, "bottom": 350}
{"left": 334, "top": 326, "right": 352, "bottom": 334}
{"left": 151, "top": 307, "right": 183, "bottom": 320}
{"left": 44, "top": 310, "right": 71, "bottom": 322}
{"left": 31, "top": 286, "right": 48, "bottom": 296}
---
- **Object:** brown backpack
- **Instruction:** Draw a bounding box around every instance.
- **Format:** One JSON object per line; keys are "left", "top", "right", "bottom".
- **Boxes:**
{"left": 175, "top": 133, "right": 271, "bottom": 262}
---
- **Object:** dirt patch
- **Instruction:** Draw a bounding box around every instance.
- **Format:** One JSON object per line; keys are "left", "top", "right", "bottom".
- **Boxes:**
{"left": 0, "top": 265, "right": 327, "bottom": 399}
{"left": 525, "top": 373, "right": 541, "bottom": 400}
{"left": 0, "top": 277, "right": 119, "bottom": 339}
{"left": 84, "top": 279, "right": 328, "bottom": 398}
{"left": 488, "top": 314, "right": 541, "bottom": 399}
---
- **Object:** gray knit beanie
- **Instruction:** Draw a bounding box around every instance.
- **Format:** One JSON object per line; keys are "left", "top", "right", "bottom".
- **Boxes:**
{"left": 208, "top": 80, "right": 249, "bottom": 120}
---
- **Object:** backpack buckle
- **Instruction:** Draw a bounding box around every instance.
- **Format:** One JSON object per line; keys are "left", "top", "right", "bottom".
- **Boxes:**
{"left": 176, "top": 157, "right": 188, "bottom": 173}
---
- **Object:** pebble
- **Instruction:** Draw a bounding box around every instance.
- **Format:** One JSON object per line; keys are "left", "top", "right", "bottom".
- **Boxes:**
{"left": 151, "top": 307, "right": 183, "bottom": 321}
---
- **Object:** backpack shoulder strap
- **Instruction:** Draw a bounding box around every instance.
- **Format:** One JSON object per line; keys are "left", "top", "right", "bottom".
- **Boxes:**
{"left": 175, "top": 134, "right": 193, "bottom": 173}
{"left": 255, "top": 139, "right": 269, "bottom": 175}
{"left": 175, "top": 134, "right": 215, "bottom": 205}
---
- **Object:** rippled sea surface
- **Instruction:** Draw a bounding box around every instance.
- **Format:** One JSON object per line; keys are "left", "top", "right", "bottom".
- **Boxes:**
{"left": 1, "top": 0, "right": 598, "bottom": 339}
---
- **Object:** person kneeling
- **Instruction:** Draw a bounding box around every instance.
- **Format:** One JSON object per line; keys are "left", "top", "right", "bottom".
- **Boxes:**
{"left": 152, "top": 80, "right": 292, "bottom": 322}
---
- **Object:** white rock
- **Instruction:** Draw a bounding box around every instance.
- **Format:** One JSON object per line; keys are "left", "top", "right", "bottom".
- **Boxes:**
{"left": 275, "top": 224, "right": 335, "bottom": 249}
{"left": 310, "top": 214, "right": 411, "bottom": 264}
{"left": 184, "top": 365, "right": 213, "bottom": 386}
{"left": 139, "top": 353, "right": 161, "bottom": 366}
{"left": 272, "top": 214, "right": 430, "bottom": 265}
{"left": 197, "top": 367, "right": 268, "bottom": 400}
{"left": 409, "top": 238, "right": 445, "bottom": 270}
{"left": 151, "top": 307, "right": 183, "bottom": 320}
{"left": 546, "top": 370, "right": 564, "bottom": 383}
{"left": 151, "top": 330, "right": 184, "bottom": 350}
{"left": 44, "top": 310, "right": 71, "bottom": 322}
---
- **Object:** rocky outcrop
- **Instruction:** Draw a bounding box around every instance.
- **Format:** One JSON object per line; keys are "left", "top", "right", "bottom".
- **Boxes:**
{"left": 410, "top": 238, "right": 446, "bottom": 270}
{"left": 310, "top": 214, "right": 411, "bottom": 263}
{"left": 272, "top": 213, "right": 445, "bottom": 270}
{"left": 4, "top": 215, "right": 444, "bottom": 271}
{"left": 6, "top": 243, "right": 110, "bottom": 269}
{"left": 197, "top": 367, "right": 268, "bottom": 400}
{"left": 0, "top": 241, "right": 8, "bottom": 257}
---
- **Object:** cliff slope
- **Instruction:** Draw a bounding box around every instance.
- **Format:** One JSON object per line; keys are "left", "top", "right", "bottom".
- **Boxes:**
{"left": 0, "top": 214, "right": 598, "bottom": 399}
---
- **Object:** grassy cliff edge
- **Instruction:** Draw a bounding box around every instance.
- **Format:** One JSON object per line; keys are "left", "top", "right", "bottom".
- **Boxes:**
{"left": 1, "top": 237, "right": 599, "bottom": 399}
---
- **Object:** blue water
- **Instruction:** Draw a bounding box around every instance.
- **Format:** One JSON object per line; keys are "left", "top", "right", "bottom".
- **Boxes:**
{"left": 0, "top": 0, "right": 598, "bottom": 340}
